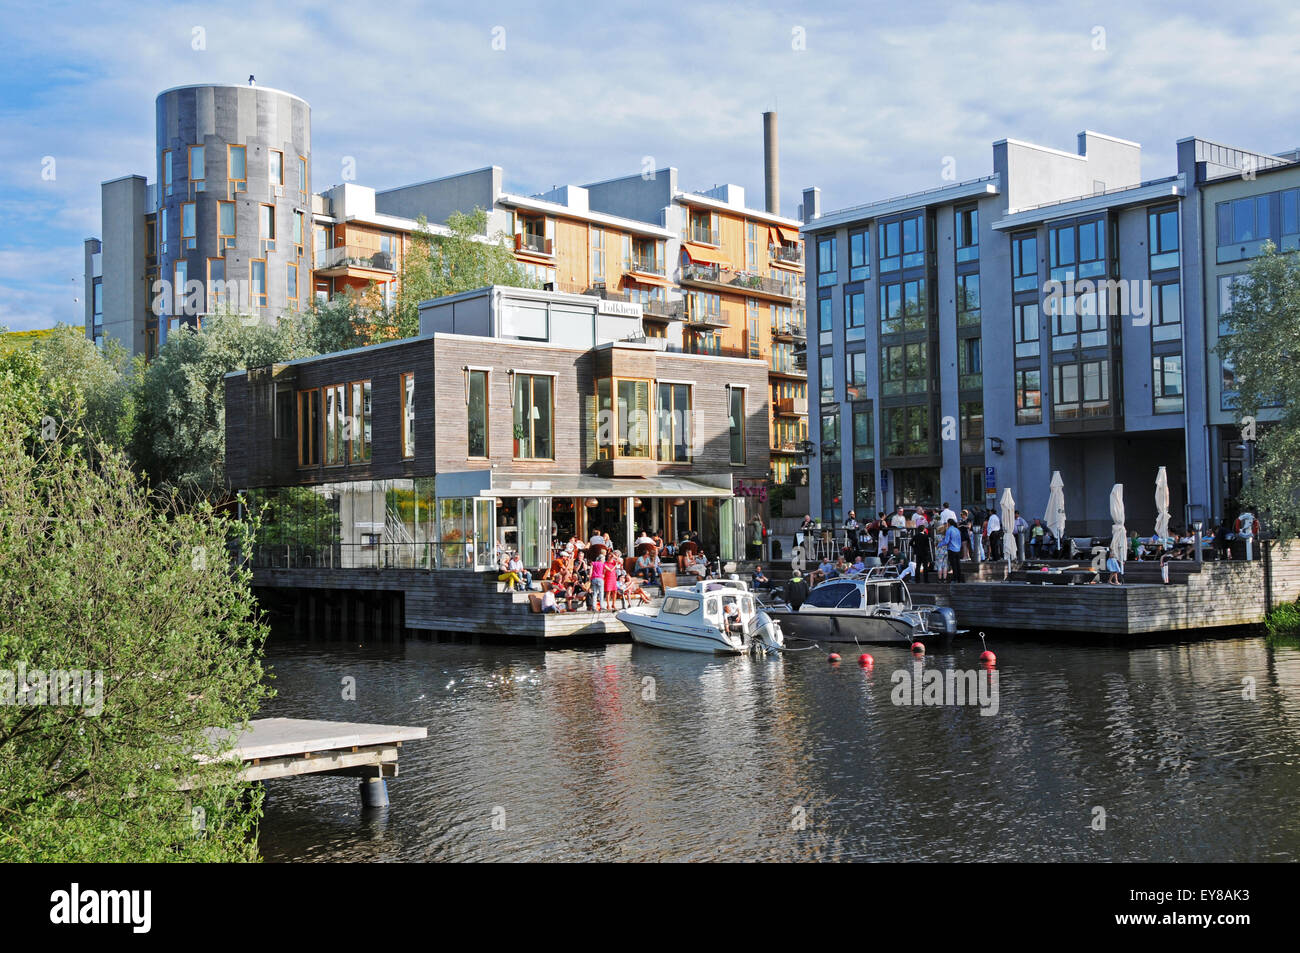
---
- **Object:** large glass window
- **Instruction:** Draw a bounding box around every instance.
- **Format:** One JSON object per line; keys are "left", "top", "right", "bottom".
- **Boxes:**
{"left": 820, "top": 357, "right": 835, "bottom": 403}
{"left": 728, "top": 387, "right": 746, "bottom": 464}
{"left": 297, "top": 389, "right": 321, "bottom": 466}
{"left": 1015, "top": 370, "right": 1041, "bottom": 425}
{"left": 1052, "top": 360, "right": 1110, "bottom": 421}
{"left": 513, "top": 373, "right": 552, "bottom": 459}
{"left": 250, "top": 260, "right": 266, "bottom": 307}
{"left": 852, "top": 407, "right": 874, "bottom": 462}
{"left": 1216, "top": 195, "right": 1271, "bottom": 245}
{"left": 1050, "top": 219, "right": 1106, "bottom": 279}
{"left": 880, "top": 212, "right": 924, "bottom": 272}
{"left": 1152, "top": 280, "right": 1181, "bottom": 342}
{"left": 956, "top": 272, "right": 980, "bottom": 327}
{"left": 849, "top": 228, "right": 870, "bottom": 281}
{"left": 182, "top": 203, "right": 196, "bottom": 249}
{"left": 817, "top": 235, "right": 836, "bottom": 286}
{"left": 323, "top": 384, "right": 346, "bottom": 465}
{"left": 616, "top": 378, "right": 651, "bottom": 458}
{"left": 401, "top": 372, "right": 416, "bottom": 458}
{"left": 351, "top": 380, "right": 372, "bottom": 462}
{"left": 1149, "top": 205, "right": 1179, "bottom": 270}
{"left": 958, "top": 337, "right": 981, "bottom": 390}
{"left": 960, "top": 401, "right": 983, "bottom": 455}
{"left": 228, "top": 145, "right": 246, "bottom": 187}
{"left": 189, "top": 145, "right": 205, "bottom": 191}
{"left": 880, "top": 278, "right": 926, "bottom": 335}
{"left": 955, "top": 206, "right": 979, "bottom": 262}
{"left": 846, "top": 351, "right": 868, "bottom": 399}
{"left": 846, "top": 290, "right": 865, "bottom": 342}
{"left": 1014, "top": 302, "right": 1040, "bottom": 358}
{"left": 1153, "top": 354, "right": 1183, "bottom": 414}
{"left": 657, "top": 383, "right": 692, "bottom": 462}
{"left": 818, "top": 295, "right": 833, "bottom": 346}
{"left": 590, "top": 227, "right": 605, "bottom": 282}
{"left": 884, "top": 405, "right": 929, "bottom": 457}
{"left": 1012, "top": 232, "right": 1038, "bottom": 292}
{"left": 467, "top": 369, "right": 488, "bottom": 458}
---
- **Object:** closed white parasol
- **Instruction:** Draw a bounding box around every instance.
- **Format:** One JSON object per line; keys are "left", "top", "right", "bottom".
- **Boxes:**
{"left": 1154, "top": 466, "right": 1170, "bottom": 544}
{"left": 1109, "top": 484, "right": 1127, "bottom": 566}
{"left": 1000, "top": 486, "right": 1018, "bottom": 565}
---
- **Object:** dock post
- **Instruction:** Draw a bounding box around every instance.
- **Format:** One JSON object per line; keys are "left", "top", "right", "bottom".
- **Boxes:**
{"left": 359, "top": 777, "right": 389, "bottom": 808}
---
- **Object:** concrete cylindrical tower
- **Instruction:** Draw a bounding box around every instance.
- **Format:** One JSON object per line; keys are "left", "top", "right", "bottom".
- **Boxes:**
{"left": 155, "top": 83, "right": 311, "bottom": 334}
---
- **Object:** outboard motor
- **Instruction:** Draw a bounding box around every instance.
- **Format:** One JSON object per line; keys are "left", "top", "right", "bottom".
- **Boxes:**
{"left": 751, "top": 610, "right": 785, "bottom": 653}
{"left": 927, "top": 606, "right": 958, "bottom": 636}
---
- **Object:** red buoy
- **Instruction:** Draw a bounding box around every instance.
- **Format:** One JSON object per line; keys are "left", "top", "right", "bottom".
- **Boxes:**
{"left": 828, "top": 652, "right": 841, "bottom": 663}
{"left": 980, "top": 650, "right": 997, "bottom": 664}
{"left": 858, "top": 653, "right": 874, "bottom": 666}
{"left": 911, "top": 641, "right": 925, "bottom": 654}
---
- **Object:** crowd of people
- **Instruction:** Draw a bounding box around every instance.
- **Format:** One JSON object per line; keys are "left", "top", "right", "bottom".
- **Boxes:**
{"left": 498, "top": 527, "right": 724, "bottom": 615}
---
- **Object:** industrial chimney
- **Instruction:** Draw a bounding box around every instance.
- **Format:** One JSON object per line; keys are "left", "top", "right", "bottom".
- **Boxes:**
{"left": 763, "top": 111, "right": 779, "bottom": 215}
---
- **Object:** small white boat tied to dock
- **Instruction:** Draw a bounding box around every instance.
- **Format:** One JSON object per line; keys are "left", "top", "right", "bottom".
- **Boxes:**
{"left": 617, "top": 579, "right": 785, "bottom": 655}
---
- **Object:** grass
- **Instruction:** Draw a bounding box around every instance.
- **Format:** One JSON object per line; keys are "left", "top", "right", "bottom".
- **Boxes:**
{"left": 1265, "top": 602, "right": 1300, "bottom": 647}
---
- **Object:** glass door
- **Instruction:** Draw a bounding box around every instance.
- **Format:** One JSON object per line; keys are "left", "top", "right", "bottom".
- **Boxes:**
{"left": 473, "top": 498, "right": 497, "bottom": 572}
{"left": 519, "top": 497, "right": 552, "bottom": 571}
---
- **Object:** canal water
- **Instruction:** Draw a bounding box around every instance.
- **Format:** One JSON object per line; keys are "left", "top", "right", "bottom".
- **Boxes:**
{"left": 257, "top": 634, "right": 1300, "bottom": 862}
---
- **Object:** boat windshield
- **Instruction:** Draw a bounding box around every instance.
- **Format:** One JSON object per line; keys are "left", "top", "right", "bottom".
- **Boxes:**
{"left": 662, "top": 597, "right": 698, "bottom": 615}
{"left": 803, "top": 582, "right": 860, "bottom": 609}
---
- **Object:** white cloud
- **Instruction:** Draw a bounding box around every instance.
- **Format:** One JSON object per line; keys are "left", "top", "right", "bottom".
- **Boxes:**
{"left": 2, "top": 0, "right": 1298, "bottom": 327}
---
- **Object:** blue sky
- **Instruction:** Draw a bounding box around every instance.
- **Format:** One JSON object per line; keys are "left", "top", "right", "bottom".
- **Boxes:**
{"left": 2, "top": 0, "right": 1298, "bottom": 331}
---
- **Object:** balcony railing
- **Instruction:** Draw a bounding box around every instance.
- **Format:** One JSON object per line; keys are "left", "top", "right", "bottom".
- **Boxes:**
{"left": 771, "top": 322, "right": 806, "bottom": 342}
{"left": 683, "top": 224, "right": 720, "bottom": 246}
{"left": 775, "top": 397, "right": 809, "bottom": 417}
{"left": 643, "top": 298, "right": 686, "bottom": 321}
{"left": 624, "top": 255, "right": 666, "bottom": 276}
{"left": 316, "top": 245, "right": 395, "bottom": 272}
{"left": 515, "top": 232, "right": 553, "bottom": 256}
{"left": 680, "top": 261, "right": 801, "bottom": 301}
{"left": 769, "top": 243, "right": 803, "bottom": 265}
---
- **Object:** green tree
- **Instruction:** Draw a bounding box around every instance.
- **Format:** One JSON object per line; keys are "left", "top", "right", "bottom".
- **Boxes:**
{"left": 1216, "top": 242, "right": 1300, "bottom": 539}
{"left": 0, "top": 396, "right": 270, "bottom": 862}
{"left": 0, "top": 325, "right": 133, "bottom": 452}
{"left": 130, "top": 312, "right": 316, "bottom": 499}
{"left": 391, "top": 209, "right": 537, "bottom": 337}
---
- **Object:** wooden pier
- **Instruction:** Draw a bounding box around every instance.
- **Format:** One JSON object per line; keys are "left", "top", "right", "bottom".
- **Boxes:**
{"left": 190, "top": 718, "right": 427, "bottom": 806}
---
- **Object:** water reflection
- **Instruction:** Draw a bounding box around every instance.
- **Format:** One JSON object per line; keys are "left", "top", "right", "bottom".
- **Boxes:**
{"left": 257, "top": 634, "right": 1300, "bottom": 862}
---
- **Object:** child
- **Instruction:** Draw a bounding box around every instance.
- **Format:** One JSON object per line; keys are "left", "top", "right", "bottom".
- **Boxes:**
{"left": 590, "top": 554, "right": 605, "bottom": 610}
{"left": 1106, "top": 551, "right": 1123, "bottom": 586}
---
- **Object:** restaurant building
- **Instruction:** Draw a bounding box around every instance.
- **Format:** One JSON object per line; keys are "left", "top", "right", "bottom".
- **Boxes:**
{"left": 225, "top": 285, "right": 771, "bottom": 574}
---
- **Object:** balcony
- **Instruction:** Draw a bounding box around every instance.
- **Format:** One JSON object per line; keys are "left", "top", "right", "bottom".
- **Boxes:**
{"left": 683, "top": 309, "right": 729, "bottom": 331}
{"left": 771, "top": 322, "right": 806, "bottom": 343}
{"left": 769, "top": 243, "right": 803, "bottom": 266}
{"left": 643, "top": 298, "right": 686, "bottom": 322}
{"left": 680, "top": 261, "right": 801, "bottom": 303}
{"left": 315, "top": 245, "right": 395, "bottom": 276}
{"left": 775, "top": 396, "right": 808, "bottom": 417}
{"left": 683, "top": 223, "right": 720, "bottom": 246}
{"left": 515, "top": 232, "right": 554, "bottom": 257}
{"left": 624, "top": 255, "right": 666, "bottom": 277}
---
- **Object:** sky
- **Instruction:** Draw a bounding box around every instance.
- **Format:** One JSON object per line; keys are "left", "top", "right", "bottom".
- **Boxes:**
{"left": 1, "top": 0, "right": 1298, "bottom": 331}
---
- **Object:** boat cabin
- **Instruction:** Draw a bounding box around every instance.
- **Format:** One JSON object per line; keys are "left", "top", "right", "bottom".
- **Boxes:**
{"left": 660, "top": 580, "right": 759, "bottom": 630}
{"left": 800, "top": 577, "right": 910, "bottom": 610}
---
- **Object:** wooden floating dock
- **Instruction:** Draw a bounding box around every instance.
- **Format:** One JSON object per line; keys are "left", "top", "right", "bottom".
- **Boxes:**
{"left": 190, "top": 718, "right": 427, "bottom": 807}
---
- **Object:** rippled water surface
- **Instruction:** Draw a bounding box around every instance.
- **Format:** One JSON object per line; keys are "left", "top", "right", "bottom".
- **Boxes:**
{"left": 257, "top": 633, "right": 1300, "bottom": 861}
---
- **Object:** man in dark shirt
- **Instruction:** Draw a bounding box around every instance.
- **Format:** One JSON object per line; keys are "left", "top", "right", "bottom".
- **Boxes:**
{"left": 785, "top": 572, "right": 810, "bottom": 611}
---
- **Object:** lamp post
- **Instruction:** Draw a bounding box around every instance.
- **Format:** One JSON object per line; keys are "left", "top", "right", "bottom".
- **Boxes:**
{"left": 1192, "top": 519, "right": 1203, "bottom": 564}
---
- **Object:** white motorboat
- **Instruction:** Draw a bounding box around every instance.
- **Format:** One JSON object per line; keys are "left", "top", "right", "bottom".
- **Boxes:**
{"left": 766, "top": 568, "right": 962, "bottom": 645}
{"left": 617, "top": 579, "right": 785, "bottom": 655}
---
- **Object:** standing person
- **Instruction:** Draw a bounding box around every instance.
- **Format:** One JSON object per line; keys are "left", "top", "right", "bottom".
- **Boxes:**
{"left": 1030, "top": 518, "right": 1046, "bottom": 559}
{"left": 603, "top": 554, "right": 620, "bottom": 610}
{"left": 1105, "top": 550, "right": 1123, "bottom": 586}
{"left": 913, "top": 524, "right": 934, "bottom": 584}
{"left": 986, "top": 509, "right": 1002, "bottom": 561}
{"left": 1214, "top": 520, "right": 1231, "bottom": 561}
{"left": 959, "top": 511, "right": 973, "bottom": 561}
{"left": 590, "top": 551, "right": 606, "bottom": 611}
{"left": 937, "top": 500, "right": 957, "bottom": 530}
{"left": 943, "top": 518, "right": 964, "bottom": 583}
{"left": 843, "top": 510, "right": 860, "bottom": 552}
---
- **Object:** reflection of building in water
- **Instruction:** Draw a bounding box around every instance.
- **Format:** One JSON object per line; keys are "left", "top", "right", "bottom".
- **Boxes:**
{"left": 227, "top": 285, "right": 771, "bottom": 573}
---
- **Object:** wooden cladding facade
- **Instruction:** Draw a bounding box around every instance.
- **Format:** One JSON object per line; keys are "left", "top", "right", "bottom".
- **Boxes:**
{"left": 225, "top": 333, "right": 771, "bottom": 490}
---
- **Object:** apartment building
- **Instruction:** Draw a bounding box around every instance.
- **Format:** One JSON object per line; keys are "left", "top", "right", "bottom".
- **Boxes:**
{"left": 805, "top": 129, "right": 1300, "bottom": 535}
{"left": 225, "top": 285, "right": 770, "bottom": 572}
